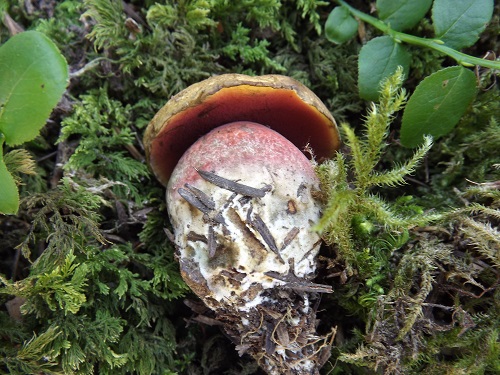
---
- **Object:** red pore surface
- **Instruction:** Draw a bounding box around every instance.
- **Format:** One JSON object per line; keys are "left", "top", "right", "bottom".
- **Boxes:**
{"left": 167, "top": 121, "right": 318, "bottom": 195}
{"left": 149, "top": 84, "right": 338, "bottom": 186}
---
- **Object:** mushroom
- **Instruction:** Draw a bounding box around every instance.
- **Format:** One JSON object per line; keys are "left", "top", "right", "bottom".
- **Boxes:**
{"left": 144, "top": 74, "right": 340, "bottom": 375}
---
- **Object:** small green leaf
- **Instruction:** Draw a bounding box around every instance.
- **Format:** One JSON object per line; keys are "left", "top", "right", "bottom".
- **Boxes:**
{"left": 325, "top": 6, "right": 358, "bottom": 44}
{"left": 432, "top": 0, "right": 494, "bottom": 50}
{"left": 0, "top": 134, "right": 19, "bottom": 215}
{"left": 376, "top": 0, "right": 432, "bottom": 31}
{"left": 358, "top": 36, "right": 411, "bottom": 101}
{"left": 400, "top": 66, "right": 477, "bottom": 148}
{"left": 0, "top": 31, "right": 69, "bottom": 146}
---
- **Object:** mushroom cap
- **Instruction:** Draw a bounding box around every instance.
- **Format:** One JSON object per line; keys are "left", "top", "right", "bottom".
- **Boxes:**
{"left": 144, "top": 74, "right": 340, "bottom": 187}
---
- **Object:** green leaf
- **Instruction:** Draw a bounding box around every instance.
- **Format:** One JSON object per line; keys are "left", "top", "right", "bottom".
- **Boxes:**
{"left": 0, "top": 30, "right": 69, "bottom": 146}
{"left": 0, "top": 134, "right": 19, "bottom": 215}
{"left": 358, "top": 36, "right": 411, "bottom": 101}
{"left": 376, "top": 0, "right": 432, "bottom": 31}
{"left": 325, "top": 6, "right": 358, "bottom": 44}
{"left": 400, "top": 66, "right": 477, "bottom": 148}
{"left": 432, "top": 0, "right": 494, "bottom": 50}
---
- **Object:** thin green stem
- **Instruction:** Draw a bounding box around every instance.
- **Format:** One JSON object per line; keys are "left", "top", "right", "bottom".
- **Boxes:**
{"left": 337, "top": 0, "right": 500, "bottom": 70}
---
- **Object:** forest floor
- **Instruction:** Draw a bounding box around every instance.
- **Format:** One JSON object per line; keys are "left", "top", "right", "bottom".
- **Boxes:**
{"left": 1, "top": 1, "right": 499, "bottom": 374}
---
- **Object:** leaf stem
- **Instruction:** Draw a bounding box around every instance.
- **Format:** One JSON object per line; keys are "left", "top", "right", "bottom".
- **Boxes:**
{"left": 337, "top": 0, "right": 500, "bottom": 70}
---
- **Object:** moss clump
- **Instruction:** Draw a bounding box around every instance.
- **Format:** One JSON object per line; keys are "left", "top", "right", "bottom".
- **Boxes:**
{"left": 316, "top": 71, "right": 500, "bottom": 374}
{"left": 1, "top": 179, "right": 188, "bottom": 374}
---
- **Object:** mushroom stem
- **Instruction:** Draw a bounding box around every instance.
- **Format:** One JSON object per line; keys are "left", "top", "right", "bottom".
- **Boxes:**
{"left": 167, "top": 122, "right": 333, "bottom": 374}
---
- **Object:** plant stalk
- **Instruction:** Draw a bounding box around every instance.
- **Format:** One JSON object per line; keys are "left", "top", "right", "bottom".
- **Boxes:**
{"left": 337, "top": 0, "right": 500, "bottom": 70}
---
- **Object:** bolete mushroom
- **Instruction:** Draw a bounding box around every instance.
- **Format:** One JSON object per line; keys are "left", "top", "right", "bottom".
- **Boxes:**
{"left": 144, "top": 74, "right": 340, "bottom": 375}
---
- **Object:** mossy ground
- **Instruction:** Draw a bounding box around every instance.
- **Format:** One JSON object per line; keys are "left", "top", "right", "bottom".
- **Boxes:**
{"left": 0, "top": 1, "right": 499, "bottom": 374}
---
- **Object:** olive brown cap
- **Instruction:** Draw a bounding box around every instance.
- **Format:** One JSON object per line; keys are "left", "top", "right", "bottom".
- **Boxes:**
{"left": 144, "top": 74, "right": 340, "bottom": 187}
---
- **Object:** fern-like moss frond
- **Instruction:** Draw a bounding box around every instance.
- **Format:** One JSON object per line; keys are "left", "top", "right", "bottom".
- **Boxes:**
{"left": 461, "top": 218, "right": 500, "bottom": 268}
{"left": 362, "top": 67, "right": 407, "bottom": 179}
{"left": 17, "top": 178, "right": 106, "bottom": 266}
{"left": 369, "top": 135, "right": 432, "bottom": 188}
{"left": 2, "top": 325, "right": 64, "bottom": 375}
{"left": 341, "top": 123, "right": 365, "bottom": 182}
{"left": 317, "top": 69, "right": 435, "bottom": 270}
{"left": 3, "top": 149, "right": 37, "bottom": 185}
{"left": 83, "top": 0, "right": 127, "bottom": 51}
{"left": 314, "top": 188, "right": 356, "bottom": 241}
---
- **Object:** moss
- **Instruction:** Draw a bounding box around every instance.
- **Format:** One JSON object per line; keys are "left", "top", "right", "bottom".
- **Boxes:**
{"left": 315, "top": 69, "right": 500, "bottom": 374}
{"left": 1, "top": 1, "right": 499, "bottom": 374}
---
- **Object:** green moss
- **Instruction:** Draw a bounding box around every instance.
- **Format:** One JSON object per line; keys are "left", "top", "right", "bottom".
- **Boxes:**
{"left": 1, "top": 1, "right": 499, "bottom": 374}
{"left": 58, "top": 88, "right": 150, "bottom": 203}
{"left": 316, "top": 70, "right": 500, "bottom": 374}
{"left": 1, "top": 179, "right": 186, "bottom": 374}
{"left": 316, "top": 69, "right": 436, "bottom": 272}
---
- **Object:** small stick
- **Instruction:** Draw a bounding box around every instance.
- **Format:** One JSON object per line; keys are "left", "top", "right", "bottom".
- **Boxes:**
{"left": 246, "top": 207, "right": 283, "bottom": 261}
{"left": 164, "top": 228, "right": 175, "bottom": 243}
{"left": 186, "top": 231, "right": 207, "bottom": 243}
{"left": 223, "top": 192, "right": 238, "bottom": 210}
{"left": 265, "top": 321, "right": 277, "bottom": 355}
{"left": 178, "top": 187, "right": 212, "bottom": 215}
{"left": 179, "top": 187, "right": 225, "bottom": 225}
{"left": 185, "top": 183, "right": 216, "bottom": 209}
{"left": 265, "top": 270, "right": 333, "bottom": 293}
{"left": 280, "top": 227, "right": 300, "bottom": 251}
{"left": 203, "top": 212, "right": 226, "bottom": 226}
{"left": 299, "top": 238, "right": 322, "bottom": 262}
{"left": 207, "top": 225, "right": 217, "bottom": 258}
{"left": 197, "top": 169, "right": 271, "bottom": 198}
